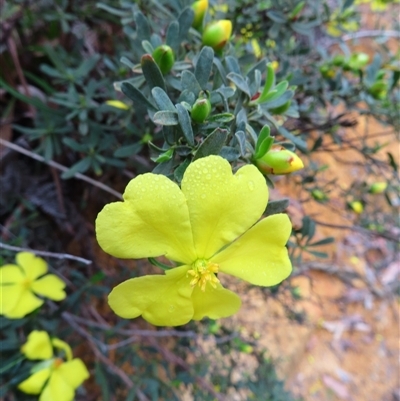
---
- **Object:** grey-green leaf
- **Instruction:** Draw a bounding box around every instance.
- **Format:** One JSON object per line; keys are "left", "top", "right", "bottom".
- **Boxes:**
{"left": 227, "top": 72, "right": 251, "bottom": 97}
{"left": 176, "top": 103, "right": 194, "bottom": 145}
{"left": 194, "top": 128, "right": 228, "bottom": 160}
{"left": 151, "top": 87, "right": 176, "bottom": 111}
{"left": 195, "top": 46, "right": 214, "bottom": 89}
{"left": 181, "top": 70, "right": 202, "bottom": 97}
{"left": 153, "top": 110, "right": 179, "bottom": 125}
{"left": 141, "top": 54, "right": 166, "bottom": 91}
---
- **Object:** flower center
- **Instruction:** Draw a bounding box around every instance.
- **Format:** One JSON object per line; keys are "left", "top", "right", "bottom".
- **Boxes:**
{"left": 52, "top": 358, "right": 64, "bottom": 369}
{"left": 187, "top": 259, "right": 220, "bottom": 292}
{"left": 21, "top": 278, "right": 32, "bottom": 290}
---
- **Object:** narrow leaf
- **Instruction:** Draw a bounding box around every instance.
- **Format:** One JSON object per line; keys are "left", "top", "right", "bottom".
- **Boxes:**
{"left": 195, "top": 46, "right": 214, "bottom": 89}
{"left": 121, "top": 82, "right": 155, "bottom": 110}
{"left": 194, "top": 128, "right": 228, "bottom": 160}
{"left": 265, "top": 199, "right": 290, "bottom": 215}
{"left": 153, "top": 110, "right": 178, "bottom": 125}
{"left": 181, "top": 70, "right": 202, "bottom": 97}
{"left": 176, "top": 103, "right": 194, "bottom": 145}
{"left": 178, "top": 7, "right": 194, "bottom": 42}
{"left": 166, "top": 21, "right": 180, "bottom": 50}
{"left": 141, "top": 54, "right": 166, "bottom": 91}
{"left": 151, "top": 87, "right": 176, "bottom": 111}
{"left": 227, "top": 72, "right": 251, "bottom": 97}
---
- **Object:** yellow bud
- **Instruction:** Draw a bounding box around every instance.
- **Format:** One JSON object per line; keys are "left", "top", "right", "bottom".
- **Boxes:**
{"left": 202, "top": 20, "right": 232, "bottom": 51}
{"left": 349, "top": 201, "right": 364, "bottom": 214}
{"left": 105, "top": 100, "right": 129, "bottom": 110}
{"left": 255, "top": 147, "right": 304, "bottom": 175}
{"left": 192, "top": 0, "right": 208, "bottom": 30}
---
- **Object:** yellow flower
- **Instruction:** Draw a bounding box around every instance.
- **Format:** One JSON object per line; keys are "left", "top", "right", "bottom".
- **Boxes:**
{"left": 96, "top": 155, "right": 292, "bottom": 326}
{"left": 18, "top": 330, "right": 90, "bottom": 401}
{"left": 0, "top": 252, "right": 66, "bottom": 319}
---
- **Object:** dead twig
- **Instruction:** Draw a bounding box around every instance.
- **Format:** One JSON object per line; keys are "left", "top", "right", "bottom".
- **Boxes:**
{"left": 0, "top": 138, "right": 123, "bottom": 199}
{"left": 0, "top": 242, "right": 92, "bottom": 265}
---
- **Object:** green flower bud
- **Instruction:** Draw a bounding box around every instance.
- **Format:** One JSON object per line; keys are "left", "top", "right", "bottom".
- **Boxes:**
{"left": 368, "top": 81, "right": 388, "bottom": 100}
{"left": 311, "top": 189, "right": 328, "bottom": 201}
{"left": 192, "top": 0, "right": 208, "bottom": 30}
{"left": 320, "top": 65, "right": 336, "bottom": 79}
{"left": 202, "top": 20, "right": 232, "bottom": 51}
{"left": 255, "top": 147, "right": 304, "bottom": 175}
{"left": 191, "top": 97, "right": 211, "bottom": 123}
{"left": 368, "top": 182, "right": 387, "bottom": 194}
{"left": 152, "top": 45, "right": 175, "bottom": 75}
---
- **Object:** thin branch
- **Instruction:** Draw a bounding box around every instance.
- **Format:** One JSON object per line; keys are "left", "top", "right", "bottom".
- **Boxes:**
{"left": 313, "top": 219, "right": 399, "bottom": 242}
{"left": 0, "top": 242, "right": 92, "bottom": 265}
{"left": 0, "top": 138, "right": 123, "bottom": 199}
{"left": 342, "top": 30, "right": 400, "bottom": 42}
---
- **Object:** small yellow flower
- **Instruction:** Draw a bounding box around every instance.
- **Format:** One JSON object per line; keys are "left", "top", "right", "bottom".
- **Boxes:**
{"left": 96, "top": 155, "right": 292, "bottom": 326}
{"left": 18, "top": 331, "right": 89, "bottom": 401}
{"left": 349, "top": 201, "right": 364, "bottom": 214}
{"left": 0, "top": 252, "right": 66, "bottom": 319}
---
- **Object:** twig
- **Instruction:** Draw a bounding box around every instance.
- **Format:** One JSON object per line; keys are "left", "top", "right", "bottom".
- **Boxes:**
{"left": 147, "top": 337, "right": 228, "bottom": 401}
{"left": 313, "top": 219, "right": 399, "bottom": 243}
{"left": 0, "top": 138, "right": 123, "bottom": 199}
{"left": 62, "top": 312, "right": 150, "bottom": 401}
{"left": 0, "top": 242, "right": 92, "bottom": 265}
{"left": 342, "top": 30, "right": 400, "bottom": 41}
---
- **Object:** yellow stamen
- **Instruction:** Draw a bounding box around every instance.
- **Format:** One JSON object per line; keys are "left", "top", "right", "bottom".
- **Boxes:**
{"left": 187, "top": 259, "right": 220, "bottom": 292}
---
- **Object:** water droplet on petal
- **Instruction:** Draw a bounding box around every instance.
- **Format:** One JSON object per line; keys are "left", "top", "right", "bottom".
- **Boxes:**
{"left": 248, "top": 181, "right": 255, "bottom": 191}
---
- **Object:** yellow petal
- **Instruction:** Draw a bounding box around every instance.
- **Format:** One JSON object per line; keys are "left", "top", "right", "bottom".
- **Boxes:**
{"left": 51, "top": 338, "right": 72, "bottom": 361}
{"left": 191, "top": 283, "right": 241, "bottom": 320}
{"left": 108, "top": 265, "right": 194, "bottom": 326}
{"left": 181, "top": 156, "right": 268, "bottom": 259}
{"left": 1, "top": 284, "right": 23, "bottom": 315}
{"left": 0, "top": 264, "right": 24, "bottom": 284}
{"left": 18, "top": 368, "right": 51, "bottom": 394}
{"left": 105, "top": 100, "right": 130, "bottom": 110}
{"left": 17, "top": 252, "right": 48, "bottom": 280}
{"left": 22, "top": 331, "right": 53, "bottom": 360}
{"left": 40, "top": 371, "right": 74, "bottom": 401}
{"left": 3, "top": 287, "right": 44, "bottom": 319}
{"left": 57, "top": 359, "right": 90, "bottom": 388}
{"left": 212, "top": 214, "right": 292, "bottom": 286}
{"left": 96, "top": 173, "right": 196, "bottom": 264}
{"left": 31, "top": 275, "right": 66, "bottom": 301}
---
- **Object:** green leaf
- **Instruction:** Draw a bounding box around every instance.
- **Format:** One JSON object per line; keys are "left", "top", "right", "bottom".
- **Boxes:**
{"left": 267, "top": 10, "right": 287, "bottom": 23}
{"left": 194, "top": 128, "right": 228, "bottom": 160}
{"left": 61, "top": 157, "right": 91, "bottom": 179}
{"left": 262, "top": 90, "right": 294, "bottom": 109}
{"left": 308, "top": 237, "right": 335, "bottom": 247}
{"left": 141, "top": 54, "right": 166, "bottom": 91}
{"left": 255, "top": 137, "right": 274, "bottom": 159}
{"left": 176, "top": 103, "right": 194, "bottom": 145}
{"left": 220, "top": 146, "right": 240, "bottom": 161}
{"left": 121, "top": 82, "right": 155, "bottom": 110}
{"left": 255, "top": 125, "right": 271, "bottom": 152}
{"left": 181, "top": 70, "right": 202, "bottom": 97}
{"left": 135, "top": 11, "right": 151, "bottom": 42}
{"left": 235, "top": 131, "right": 247, "bottom": 156}
{"left": 174, "top": 158, "right": 191, "bottom": 183}
{"left": 95, "top": 363, "right": 111, "bottom": 400}
{"left": 195, "top": 46, "right": 214, "bottom": 89}
{"left": 178, "top": 7, "right": 194, "bottom": 42}
{"left": 258, "top": 64, "right": 276, "bottom": 103}
{"left": 166, "top": 21, "right": 180, "bottom": 50}
{"left": 63, "top": 138, "right": 87, "bottom": 152}
{"left": 142, "top": 40, "right": 154, "bottom": 54}
{"left": 151, "top": 87, "right": 176, "bottom": 111}
{"left": 113, "top": 143, "right": 142, "bottom": 158}
{"left": 152, "top": 148, "right": 174, "bottom": 163}
{"left": 227, "top": 72, "right": 251, "bottom": 97}
{"left": 206, "top": 113, "right": 235, "bottom": 123}
{"left": 153, "top": 110, "right": 178, "bottom": 125}
{"left": 265, "top": 199, "right": 290, "bottom": 215}
{"left": 260, "top": 80, "right": 289, "bottom": 103}
{"left": 225, "top": 56, "right": 241, "bottom": 74}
